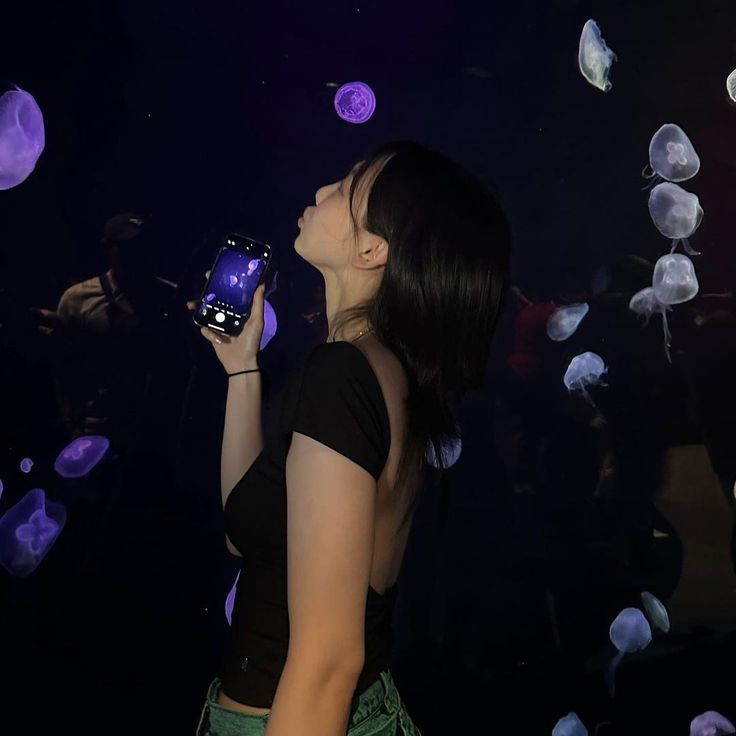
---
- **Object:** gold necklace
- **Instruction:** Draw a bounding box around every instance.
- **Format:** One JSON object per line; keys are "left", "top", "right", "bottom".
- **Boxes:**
{"left": 351, "top": 327, "right": 374, "bottom": 343}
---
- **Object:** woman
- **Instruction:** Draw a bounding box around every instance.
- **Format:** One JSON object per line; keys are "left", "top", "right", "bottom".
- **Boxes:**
{"left": 196, "top": 139, "right": 511, "bottom": 735}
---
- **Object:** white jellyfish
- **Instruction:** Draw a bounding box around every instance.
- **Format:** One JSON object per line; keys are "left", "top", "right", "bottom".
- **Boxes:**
{"left": 547, "top": 303, "right": 589, "bottom": 341}
{"left": 640, "top": 591, "right": 670, "bottom": 633}
{"left": 726, "top": 70, "right": 736, "bottom": 103}
{"left": 578, "top": 19, "right": 617, "bottom": 92}
{"left": 644, "top": 124, "right": 701, "bottom": 186}
{"left": 652, "top": 253, "right": 699, "bottom": 306}
{"left": 648, "top": 182, "right": 703, "bottom": 255}
{"left": 629, "top": 287, "right": 674, "bottom": 363}
{"left": 552, "top": 712, "right": 588, "bottom": 736}
{"left": 606, "top": 607, "right": 652, "bottom": 697}
{"left": 563, "top": 352, "right": 608, "bottom": 406}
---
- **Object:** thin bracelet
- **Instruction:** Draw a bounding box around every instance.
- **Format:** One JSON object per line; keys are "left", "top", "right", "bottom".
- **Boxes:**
{"left": 228, "top": 368, "right": 261, "bottom": 378}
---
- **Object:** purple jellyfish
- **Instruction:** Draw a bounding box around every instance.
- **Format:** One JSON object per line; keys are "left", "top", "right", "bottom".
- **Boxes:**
{"left": 0, "top": 86, "right": 45, "bottom": 190}
{"left": 606, "top": 607, "right": 652, "bottom": 697}
{"left": 334, "top": 81, "right": 376, "bottom": 124}
{"left": 689, "top": 711, "right": 735, "bottom": 736}
{"left": 0, "top": 488, "right": 67, "bottom": 577}
{"left": 205, "top": 293, "right": 216, "bottom": 303}
{"left": 54, "top": 435, "right": 110, "bottom": 478}
{"left": 20, "top": 457, "right": 34, "bottom": 473}
{"left": 629, "top": 287, "right": 674, "bottom": 363}
{"left": 225, "top": 570, "right": 241, "bottom": 626}
{"left": 563, "top": 352, "right": 608, "bottom": 407}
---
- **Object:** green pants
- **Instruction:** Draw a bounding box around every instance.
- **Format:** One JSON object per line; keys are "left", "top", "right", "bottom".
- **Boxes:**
{"left": 195, "top": 668, "right": 423, "bottom": 735}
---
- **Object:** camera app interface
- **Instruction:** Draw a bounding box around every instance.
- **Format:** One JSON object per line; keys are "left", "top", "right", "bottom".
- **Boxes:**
{"left": 199, "top": 241, "right": 267, "bottom": 331}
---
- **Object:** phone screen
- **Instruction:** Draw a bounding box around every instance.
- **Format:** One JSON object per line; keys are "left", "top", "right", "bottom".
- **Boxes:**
{"left": 194, "top": 233, "right": 271, "bottom": 336}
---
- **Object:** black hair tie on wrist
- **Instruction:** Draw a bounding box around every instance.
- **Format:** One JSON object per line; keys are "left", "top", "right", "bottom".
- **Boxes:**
{"left": 228, "top": 368, "right": 261, "bottom": 378}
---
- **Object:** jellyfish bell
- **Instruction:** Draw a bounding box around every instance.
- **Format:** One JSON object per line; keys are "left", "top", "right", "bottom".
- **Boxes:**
{"left": 629, "top": 286, "right": 674, "bottom": 363}
{"left": 648, "top": 182, "right": 703, "bottom": 255}
{"left": 0, "top": 86, "right": 45, "bottom": 190}
{"left": 605, "top": 607, "right": 652, "bottom": 697}
{"left": 727, "top": 69, "right": 736, "bottom": 103}
{"left": 54, "top": 435, "right": 110, "bottom": 478}
{"left": 547, "top": 303, "right": 589, "bottom": 341}
{"left": 578, "top": 19, "right": 617, "bottom": 92}
{"left": 640, "top": 591, "right": 670, "bottom": 633}
{"left": 563, "top": 351, "right": 608, "bottom": 407}
{"left": 652, "top": 253, "right": 699, "bottom": 306}
{"left": 333, "top": 81, "right": 376, "bottom": 124}
{"left": 689, "top": 710, "right": 735, "bottom": 736}
{"left": 647, "top": 124, "right": 701, "bottom": 184}
{"left": 552, "top": 712, "right": 589, "bottom": 736}
{"left": 0, "top": 488, "right": 67, "bottom": 577}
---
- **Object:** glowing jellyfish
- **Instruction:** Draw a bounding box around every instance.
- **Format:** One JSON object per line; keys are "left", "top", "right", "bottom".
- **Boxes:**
{"left": 225, "top": 570, "right": 241, "bottom": 625}
{"left": 644, "top": 124, "right": 701, "bottom": 187}
{"left": 552, "top": 712, "right": 588, "bottom": 736}
{"left": 334, "top": 81, "right": 376, "bottom": 124}
{"left": 648, "top": 182, "right": 703, "bottom": 255}
{"left": 629, "top": 287, "right": 674, "bottom": 363}
{"left": 578, "top": 19, "right": 617, "bottom": 92}
{"left": 606, "top": 607, "right": 652, "bottom": 697}
{"left": 0, "top": 86, "right": 45, "bottom": 190}
{"left": 653, "top": 253, "right": 699, "bottom": 306}
{"left": 205, "top": 293, "right": 216, "bottom": 303}
{"left": 727, "top": 70, "right": 736, "bottom": 103}
{"left": 426, "top": 433, "right": 462, "bottom": 469}
{"left": 259, "top": 298, "right": 278, "bottom": 351}
{"left": 640, "top": 591, "right": 670, "bottom": 633}
{"left": 228, "top": 274, "right": 239, "bottom": 287}
{"left": 0, "top": 488, "right": 66, "bottom": 577}
{"left": 563, "top": 352, "right": 608, "bottom": 407}
{"left": 247, "top": 259, "right": 259, "bottom": 276}
{"left": 54, "top": 435, "right": 110, "bottom": 478}
{"left": 20, "top": 457, "right": 33, "bottom": 473}
{"left": 0, "top": 479, "right": 3, "bottom": 500}
{"left": 547, "top": 303, "right": 589, "bottom": 341}
{"left": 690, "top": 711, "right": 735, "bottom": 736}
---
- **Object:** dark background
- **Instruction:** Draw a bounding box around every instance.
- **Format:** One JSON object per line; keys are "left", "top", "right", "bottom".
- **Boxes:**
{"left": 2, "top": 1, "right": 736, "bottom": 734}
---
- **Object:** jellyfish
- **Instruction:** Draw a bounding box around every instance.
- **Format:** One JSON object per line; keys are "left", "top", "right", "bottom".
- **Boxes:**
{"left": 20, "top": 457, "right": 33, "bottom": 473}
{"left": 54, "top": 435, "right": 110, "bottom": 478}
{"left": 547, "top": 303, "right": 589, "bottom": 341}
{"left": 246, "top": 258, "right": 260, "bottom": 276}
{"left": 629, "top": 287, "right": 674, "bottom": 363}
{"left": 689, "top": 711, "right": 735, "bottom": 736}
{"left": 606, "top": 607, "right": 652, "bottom": 697}
{"left": 563, "top": 352, "right": 608, "bottom": 407}
{"left": 653, "top": 253, "right": 699, "bottom": 306}
{"left": 261, "top": 298, "right": 278, "bottom": 351}
{"left": 648, "top": 182, "right": 703, "bottom": 255}
{"left": 334, "top": 81, "right": 376, "bottom": 124}
{"left": 643, "top": 124, "right": 701, "bottom": 187}
{"left": 228, "top": 274, "right": 239, "bottom": 287}
{"left": 552, "top": 712, "right": 588, "bottom": 736}
{"left": 205, "top": 293, "right": 216, "bottom": 303}
{"left": 728, "top": 70, "right": 736, "bottom": 103}
{"left": 0, "top": 86, "right": 45, "bottom": 190}
{"left": 225, "top": 570, "right": 241, "bottom": 626}
{"left": 426, "top": 433, "right": 462, "bottom": 469}
{"left": 0, "top": 479, "right": 3, "bottom": 501}
{"left": 0, "top": 488, "right": 67, "bottom": 577}
{"left": 640, "top": 591, "right": 670, "bottom": 633}
{"left": 578, "top": 19, "right": 617, "bottom": 92}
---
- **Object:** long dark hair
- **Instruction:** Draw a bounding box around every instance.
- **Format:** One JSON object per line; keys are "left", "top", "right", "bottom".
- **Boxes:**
{"left": 330, "top": 140, "right": 512, "bottom": 536}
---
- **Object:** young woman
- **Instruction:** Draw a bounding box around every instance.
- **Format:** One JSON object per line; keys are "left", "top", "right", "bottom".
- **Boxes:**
{"left": 196, "top": 140, "right": 512, "bottom": 735}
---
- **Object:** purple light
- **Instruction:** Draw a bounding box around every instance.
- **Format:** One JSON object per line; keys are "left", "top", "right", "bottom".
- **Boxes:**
{"left": 605, "top": 607, "right": 652, "bottom": 697}
{"left": 205, "top": 293, "right": 216, "bottom": 303}
{"left": 54, "top": 435, "right": 110, "bottom": 478}
{"left": 0, "top": 87, "right": 45, "bottom": 190}
{"left": 0, "top": 488, "right": 66, "bottom": 577}
{"left": 0, "top": 479, "right": 3, "bottom": 500}
{"left": 690, "top": 711, "right": 735, "bottom": 736}
{"left": 20, "top": 457, "right": 33, "bottom": 473}
{"left": 261, "top": 298, "right": 278, "bottom": 351}
{"left": 225, "top": 570, "right": 241, "bottom": 625}
{"left": 334, "top": 82, "right": 376, "bottom": 124}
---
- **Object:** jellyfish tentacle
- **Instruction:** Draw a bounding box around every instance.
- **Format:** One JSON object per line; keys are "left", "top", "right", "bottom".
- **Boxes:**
{"left": 662, "top": 311, "right": 672, "bottom": 363}
{"left": 605, "top": 650, "right": 625, "bottom": 698}
{"left": 682, "top": 237, "right": 701, "bottom": 256}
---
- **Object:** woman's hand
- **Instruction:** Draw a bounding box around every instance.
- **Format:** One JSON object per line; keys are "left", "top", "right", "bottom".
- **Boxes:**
{"left": 196, "top": 270, "right": 266, "bottom": 373}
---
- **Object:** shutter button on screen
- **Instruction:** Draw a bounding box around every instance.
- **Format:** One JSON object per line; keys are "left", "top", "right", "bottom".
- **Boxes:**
{"left": 215, "top": 312, "right": 226, "bottom": 323}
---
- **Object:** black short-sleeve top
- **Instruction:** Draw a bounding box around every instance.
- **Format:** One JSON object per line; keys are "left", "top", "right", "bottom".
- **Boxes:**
{"left": 220, "top": 340, "right": 398, "bottom": 707}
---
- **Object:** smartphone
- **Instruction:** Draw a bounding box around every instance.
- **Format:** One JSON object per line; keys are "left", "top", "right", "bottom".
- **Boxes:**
{"left": 193, "top": 233, "right": 272, "bottom": 337}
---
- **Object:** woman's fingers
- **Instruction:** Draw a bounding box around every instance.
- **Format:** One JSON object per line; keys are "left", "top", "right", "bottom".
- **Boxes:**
{"left": 200, "top": 326, "right": 222, "bottom": 344}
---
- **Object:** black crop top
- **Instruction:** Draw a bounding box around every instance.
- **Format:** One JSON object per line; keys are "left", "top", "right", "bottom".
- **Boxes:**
{"left": 220, "top": 340, "right": 398, "bottom": 707}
